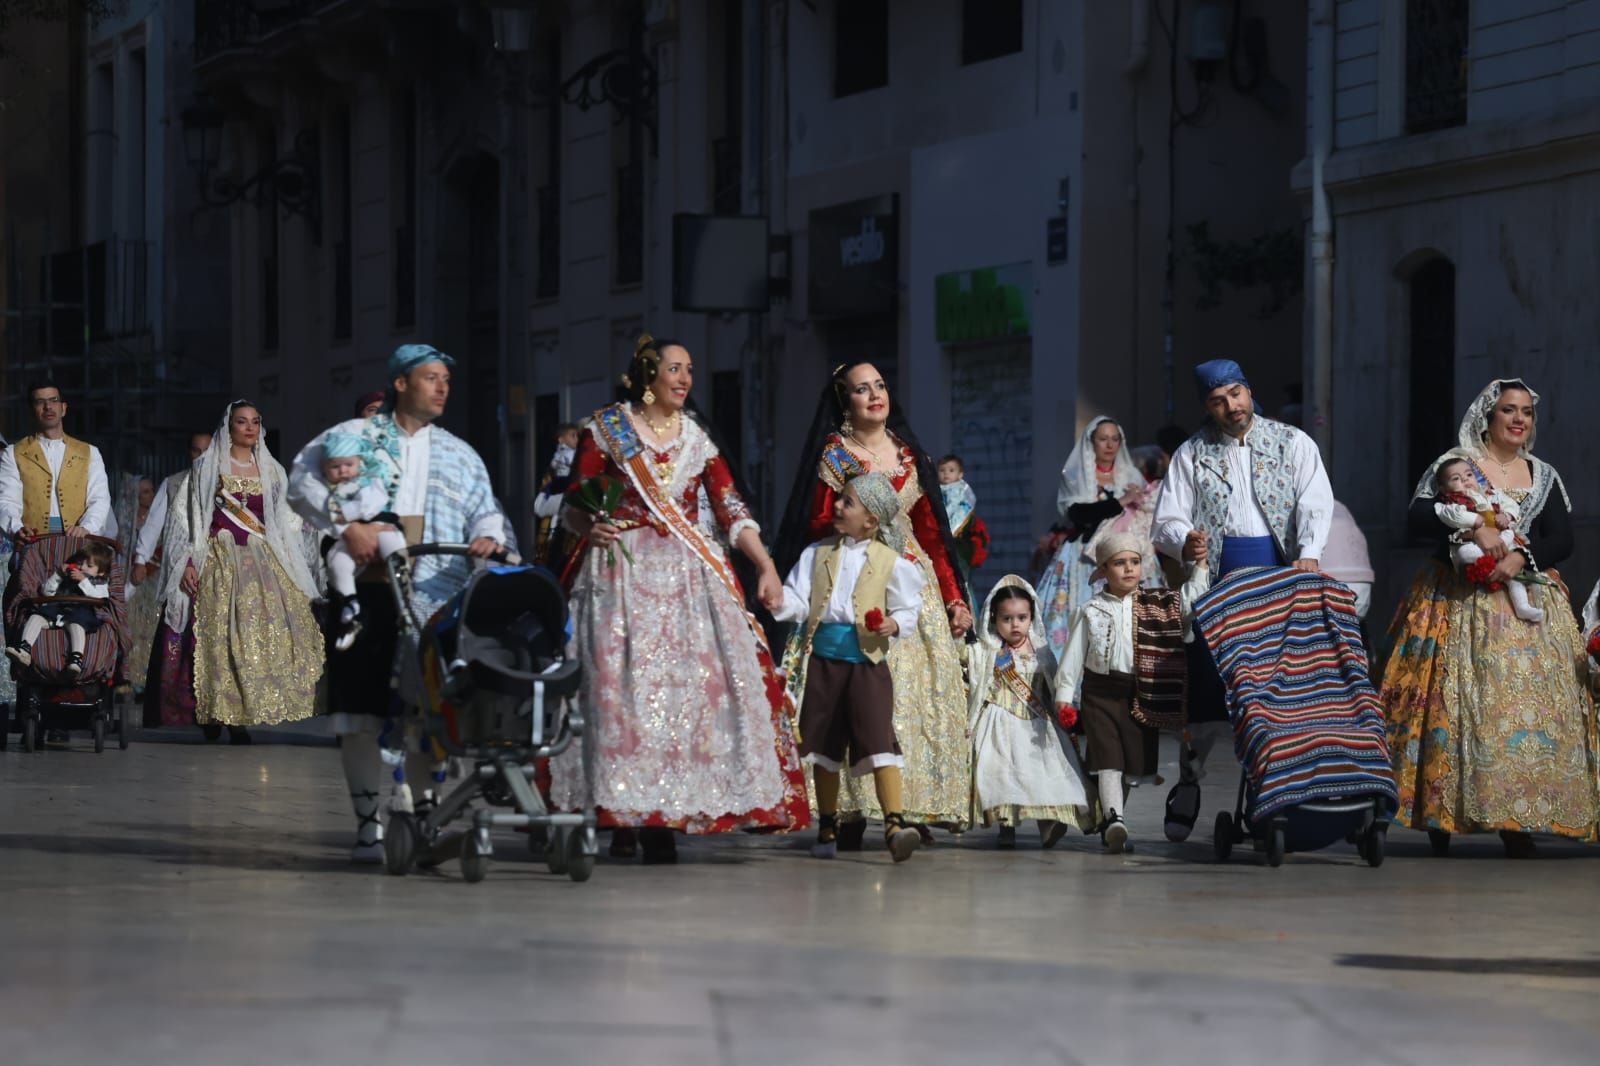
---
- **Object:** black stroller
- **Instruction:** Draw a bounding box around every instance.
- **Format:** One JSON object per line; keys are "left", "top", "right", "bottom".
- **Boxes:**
{"left": 380, "top": 544, "right": 596, "bottom": 884}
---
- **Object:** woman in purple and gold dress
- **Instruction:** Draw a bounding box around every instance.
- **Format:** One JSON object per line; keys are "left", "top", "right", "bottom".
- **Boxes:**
{"left": 158, "top": 402, "right": 323, "bottom": 741}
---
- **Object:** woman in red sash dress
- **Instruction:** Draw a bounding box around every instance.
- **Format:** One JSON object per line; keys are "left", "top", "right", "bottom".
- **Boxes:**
{"left": 549, "top": 336, "right": 808, "bottom": 863}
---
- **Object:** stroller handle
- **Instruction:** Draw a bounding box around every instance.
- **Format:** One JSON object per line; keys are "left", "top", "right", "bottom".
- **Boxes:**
{"left": 394, "top": 542, "right": 522, "bottom": 566}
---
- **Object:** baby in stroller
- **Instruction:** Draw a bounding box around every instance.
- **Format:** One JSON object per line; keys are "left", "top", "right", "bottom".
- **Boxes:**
{"left": 6, "top": 540, "right": 114, "bottom": 676}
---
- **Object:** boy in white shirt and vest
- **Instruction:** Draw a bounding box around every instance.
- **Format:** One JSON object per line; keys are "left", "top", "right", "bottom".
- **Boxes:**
{"left": 1054, "top": 533, "right": 1210, "bottom": 853}
{"left": 773, "top": 472, "right": 926, "bottom": 862}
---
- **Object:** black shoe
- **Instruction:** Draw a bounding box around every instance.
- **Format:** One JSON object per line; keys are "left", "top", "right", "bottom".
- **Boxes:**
{"left": 836, "top": 818, "right": 867, "bottom": 852}
{"left": 1499, "top": 830, "right": 1537, "bottom": 859}
{"left": 200, "top": 723, "right": 223, "bottom": 742}
{"left": 997, "top": 825, "right": 1016, "bottom": 849}
{"left": 609, "top": 828, "right": 638, "bottom": 858}
{"left": 1427, "top": 829, "right": 1451, "bottom": 857}
{"left": 639, "top": 827, "right": 678, "bottom": 865}
{"left": 65, "top": 651, "right": 84, "bottom": 678}
{"left": 229, "top": 726, "right": 253, "bottom": 746}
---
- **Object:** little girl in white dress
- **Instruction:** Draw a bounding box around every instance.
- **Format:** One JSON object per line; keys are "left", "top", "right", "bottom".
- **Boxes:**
{"left": 965, "top": 575, "right": 1094, "bottom": 847}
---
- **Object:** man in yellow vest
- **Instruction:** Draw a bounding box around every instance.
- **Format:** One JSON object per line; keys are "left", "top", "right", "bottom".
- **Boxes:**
{"left": 0, "top": 382, "right": 112, "bottom": 541}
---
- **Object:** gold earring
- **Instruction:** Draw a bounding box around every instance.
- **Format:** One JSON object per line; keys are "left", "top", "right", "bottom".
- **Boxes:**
{"left": 642, "top": 386, "right": 656, "bottom": 406}
{"left": 841, "top": 414, "right": 854, "bottom": 438}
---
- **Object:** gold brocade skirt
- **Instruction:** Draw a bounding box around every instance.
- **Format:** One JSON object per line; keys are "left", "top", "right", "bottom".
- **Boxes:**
{"left": 124, "top": 576, "right": 162, "bottom": 689}
{"left": 193, "top": 533, "right": 324, "bottom": 727}
{"left": 1383, "top": 563, "right": 1600, "bottom": 838}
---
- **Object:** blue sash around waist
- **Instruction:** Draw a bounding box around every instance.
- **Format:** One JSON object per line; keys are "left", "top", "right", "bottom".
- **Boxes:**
{"left": 1219, "top": 535, "right": 1282, "bottom": 577}
{"left": 812, "top": 622, "right": 869, "bottom": 664}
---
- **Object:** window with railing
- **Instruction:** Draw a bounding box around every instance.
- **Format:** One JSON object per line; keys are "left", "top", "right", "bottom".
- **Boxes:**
{"left": 962, "top": 0, "right": 1022, "bottom": 65}
{"left": 712, "top": 136, "right": 741, "bottom": 215}
{"left": 534, "top": 33, "right": 561, "bottom": 300}
{"left": 259, "top": 124, "right": 280, "bottom": 352}
{"left": 614, "top": 161, "right": 643, "bottom": 286}
{"left": 1405, "top": 0, "right": 1469, "bottom": 133}
{"left": 834, "top": 0, "right": 889, "bottom": 97}
{"left": 331, "top": 104, "right": 353, "bottom": 342}
{"left": 392, "top": 86, "right": 418, "bottom": 328}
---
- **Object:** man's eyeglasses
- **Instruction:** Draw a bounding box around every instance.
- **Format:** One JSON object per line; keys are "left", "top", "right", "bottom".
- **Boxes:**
{"left": 31, "top": 398, "right": 62, "bottom": 409}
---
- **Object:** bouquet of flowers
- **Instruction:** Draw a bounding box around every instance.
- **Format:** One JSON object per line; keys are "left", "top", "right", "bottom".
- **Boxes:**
{"left": 1586, "top": 630, "right": 1600, "bottom": 659}
{"left": 864, "top": 608, "right": 884, "bottom": 632}
{"left": 569, "top": 475, "right": 636, "bottom": 568}
{"left": 1465, "top": 555, "right": 1503, "bottom": 591}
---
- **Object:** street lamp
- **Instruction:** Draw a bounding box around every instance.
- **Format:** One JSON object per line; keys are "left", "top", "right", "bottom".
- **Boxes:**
{"left": 180, "top": 96, "right": 321, "bottom": 239}
{"left": 489, "top": 1, "right": 537, "bottom": 53}
{"left": 181, "top": 100, "right": 225, "bottom": 175}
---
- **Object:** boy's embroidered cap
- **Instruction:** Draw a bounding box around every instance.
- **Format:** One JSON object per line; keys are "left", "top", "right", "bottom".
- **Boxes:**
{"left": 850, "top": 472, "right": 901, "bottom": 526}
{"left": 1094, "top": 533, "right": 1144, "bottom": 567}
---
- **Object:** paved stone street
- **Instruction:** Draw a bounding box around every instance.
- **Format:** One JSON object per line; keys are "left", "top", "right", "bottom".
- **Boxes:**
{"left": 4, "top": 731, "right": 1599, "bottom": 1066}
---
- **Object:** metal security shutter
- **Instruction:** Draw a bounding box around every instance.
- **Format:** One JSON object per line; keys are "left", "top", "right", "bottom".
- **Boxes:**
{"left": 949, "top": 341, "right": 1032, "bottom": 604}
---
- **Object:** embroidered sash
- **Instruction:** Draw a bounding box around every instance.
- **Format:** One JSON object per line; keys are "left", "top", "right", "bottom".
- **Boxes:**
{"left": 214, "top": 482, "right": 266, "bottom": 538}
{"left": 1131, "top": 589, "right": 1187, "bottom": 730}
{"left": 591, "top": 405, "right": 790, "bottom": 702}
{"left": 992, "top": 647, "right": 1046, "bottom": 719}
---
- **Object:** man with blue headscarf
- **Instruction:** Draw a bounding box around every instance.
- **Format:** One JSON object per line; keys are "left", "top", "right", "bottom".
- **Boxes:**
{"left": 1150, "top": 358, "right": 1333, "bottom": 840}
{"left": 289, "top": 343, "right": 514, "bottom": 863}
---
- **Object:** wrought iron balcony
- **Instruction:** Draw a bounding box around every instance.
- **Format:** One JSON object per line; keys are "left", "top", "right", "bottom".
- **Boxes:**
{"left": 194, "top": 0, "right": 333, "bottom": 64}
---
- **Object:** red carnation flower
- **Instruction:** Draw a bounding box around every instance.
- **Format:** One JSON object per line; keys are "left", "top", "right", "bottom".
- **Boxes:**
{"left": 864, "top": 608, "right": 885, "bottom": 630}
{"left": 1587, "top": 631, "right": 1600, "bottom": 657}
{"left": 1465, "top": 555, "right": 1503, "bottom": 591}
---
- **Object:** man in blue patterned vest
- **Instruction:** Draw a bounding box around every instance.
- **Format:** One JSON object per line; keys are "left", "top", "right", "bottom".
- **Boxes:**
{"left": 1151, "top": 359, "right": 1334, "bottom": 841}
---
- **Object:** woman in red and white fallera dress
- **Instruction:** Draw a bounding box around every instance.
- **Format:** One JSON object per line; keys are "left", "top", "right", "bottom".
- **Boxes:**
{"left": 549, "top": 335, "right": 807, "bottom": 863}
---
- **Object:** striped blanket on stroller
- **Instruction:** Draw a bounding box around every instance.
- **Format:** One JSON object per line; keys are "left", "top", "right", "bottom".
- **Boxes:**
{"left": 1194, "top": 567, "right": 1397, "bottom": 821}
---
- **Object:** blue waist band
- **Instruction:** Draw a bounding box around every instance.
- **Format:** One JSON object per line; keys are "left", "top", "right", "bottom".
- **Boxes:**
{"left": 1220, "top": 535, "right": 1282, "bottom": 576}
{"left": 813, "top": 622, "right": 869, "bottom": 664}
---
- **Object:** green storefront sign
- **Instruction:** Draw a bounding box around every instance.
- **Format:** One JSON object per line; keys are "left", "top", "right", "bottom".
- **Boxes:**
{"left": 935, "top": 263, "right": 1032, "bottom": 343}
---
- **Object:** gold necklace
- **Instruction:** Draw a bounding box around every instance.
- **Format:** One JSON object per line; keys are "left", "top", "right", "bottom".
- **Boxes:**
{"left": 636, "top": 404, "right": 681, "bottom": 438}
{"left": 847, "top": 431, "right": 898, "bottom": 472}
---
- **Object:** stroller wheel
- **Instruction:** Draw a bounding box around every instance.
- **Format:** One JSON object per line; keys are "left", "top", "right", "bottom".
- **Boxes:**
{"left": 93, "top": 716, "right": 105, "bottom": 754}
{"left": 1363, "top": 825, "right": 1387, "bottom": 868}
{"left": 461, "top": 832, "right": 490, "bottom": 883}
{"left": 119, "top": 700, "right": 132, "bottom": 750}
{"left": 385, "top": 813, "right": 418, "bottom": 876}
{"left": 565, "top": 828, "right": 594, "bottom": 883}
{"left": 21, "top": 715, "right": 37, "bottom": 753}
{"left": 546, "top": 827, "right": 571, "bottom": 875}
{"left": 1266, "top": 824, "right": 1286, "bottom": 868}
{"left": 1212, "top": 811, "right": 1233, "bottom": 862}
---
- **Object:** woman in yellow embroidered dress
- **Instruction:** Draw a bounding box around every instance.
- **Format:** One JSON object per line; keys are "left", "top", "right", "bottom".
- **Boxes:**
{"left": 550, "top": 336, "right": 808, "bottom": 864}
{"left": 1382, "top": 378, "right": 1598, "bottom": 857}
{"left": 777, "top": 362, "right": 975, "bottom": 844}
{"left": 158, "top": 402, "right": 324, "bottom": 740}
